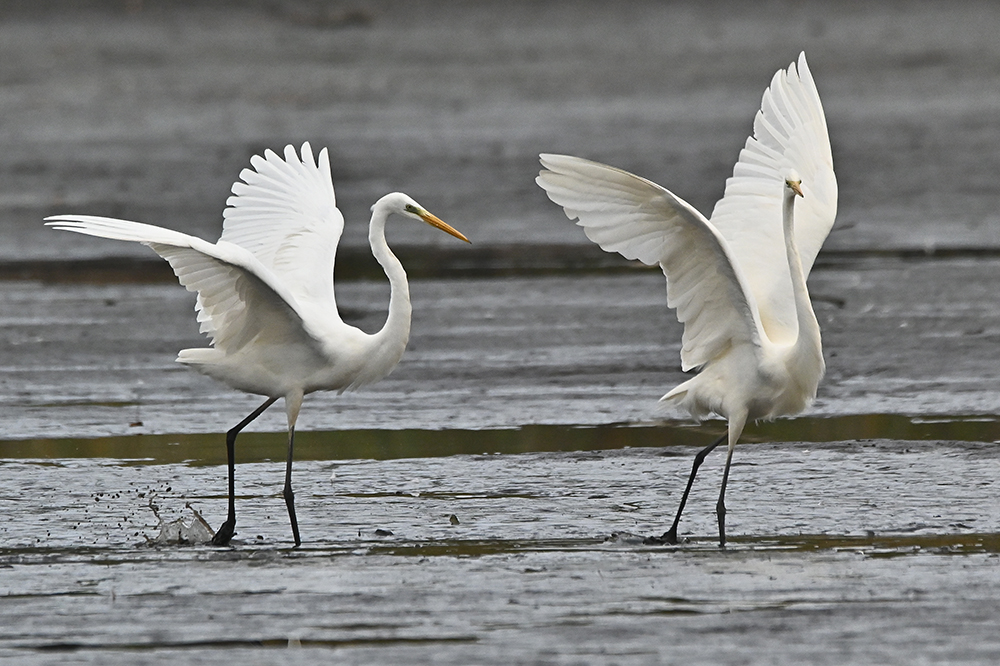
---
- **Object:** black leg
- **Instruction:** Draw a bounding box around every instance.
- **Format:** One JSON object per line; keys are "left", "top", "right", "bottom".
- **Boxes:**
{"left": 645, "top": 433, "right": 726, "bottom": 545}
{"left": 282, "top": 425, "right": 301, "bottom": 547}
{"left": 716, "top": 443, "right": 736, "bottom": 547}
{"left": 211, "top": 397, "right": 278, "bottom": 546}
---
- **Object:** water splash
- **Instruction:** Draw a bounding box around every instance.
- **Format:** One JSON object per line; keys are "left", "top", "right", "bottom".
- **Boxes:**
{"left": 146, "top": 500, "right": 214, "bottom": 545}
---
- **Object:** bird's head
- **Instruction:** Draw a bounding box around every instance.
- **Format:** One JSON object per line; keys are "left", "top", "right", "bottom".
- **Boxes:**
{"left": 784, "top": 170, "right": 804, "bottom": 198}
{"left": 375, "top": 192, "right": 470, "bottom": 243}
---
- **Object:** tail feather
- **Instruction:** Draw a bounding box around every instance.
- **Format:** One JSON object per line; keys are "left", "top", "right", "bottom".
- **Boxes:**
{"left": 176, "top": 347, "right": 225, "bottom": 365}
{"left": 661, "top": 379, "right": 712, "bottom": 422}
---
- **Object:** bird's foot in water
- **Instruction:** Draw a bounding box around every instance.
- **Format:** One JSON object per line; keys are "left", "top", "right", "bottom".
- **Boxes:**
{"left": 211, "top": 519, "right": 236, "bottom": 546}
{"left": 642, "top": 528, "right": 680, "bottom": 546}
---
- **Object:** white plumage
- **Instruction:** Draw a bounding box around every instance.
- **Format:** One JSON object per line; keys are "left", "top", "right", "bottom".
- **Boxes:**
{"left": 536, "top": 53, "right": 837, "bottom": 545}
{"left": 47, "top": 142, "right": 469, "bottom": 547}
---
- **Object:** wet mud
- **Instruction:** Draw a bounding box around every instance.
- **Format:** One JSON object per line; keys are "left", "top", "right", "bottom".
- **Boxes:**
{"left": 2, "top": 439, "right": 1000, "bottom": 665}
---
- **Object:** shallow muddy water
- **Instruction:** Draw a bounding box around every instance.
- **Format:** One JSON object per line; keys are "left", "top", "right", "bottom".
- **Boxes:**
{"left": 3, "top": 431, "right": 1000, "bottom": 664}
{"left": 3, "top": 245, "right": 999, "bottom": 665}
{"left": 2, "top": 254, "right": 999, "bottom": 663}
{"left": 4, "top": 256, "right": 1000, "bottom": 441}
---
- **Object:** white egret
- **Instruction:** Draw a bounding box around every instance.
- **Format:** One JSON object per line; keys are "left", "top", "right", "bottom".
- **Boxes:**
{"left": 46, "top": 142, "right": 470, "bottom": 547}
{"left": 536, "top": 52, "right": 837, "bottom": 546}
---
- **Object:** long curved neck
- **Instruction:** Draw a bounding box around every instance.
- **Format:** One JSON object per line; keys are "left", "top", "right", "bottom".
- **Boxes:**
{"left": 782, "top": 188, "right": 821, "bottom": 355}
{"left": 369, "top": 205, "right": 412, "bottom": 354}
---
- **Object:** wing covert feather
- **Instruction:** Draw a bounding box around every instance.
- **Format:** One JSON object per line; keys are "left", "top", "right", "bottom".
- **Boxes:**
{"left": 44, "top": 215, "right": 324, "bottom": 356}
{"left": 537, "top": 154, "right": 764, "bottom": 370}
{"left": 151, "top": 244, "right": 319, "bottom": 354}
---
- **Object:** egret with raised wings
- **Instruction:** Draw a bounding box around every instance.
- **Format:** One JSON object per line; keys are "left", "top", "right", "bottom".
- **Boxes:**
{"left": 47, "top": 142, "right": 470, "bottom": 547}
{"left": 536, "top": 53, "right": 836, "bottom": 546}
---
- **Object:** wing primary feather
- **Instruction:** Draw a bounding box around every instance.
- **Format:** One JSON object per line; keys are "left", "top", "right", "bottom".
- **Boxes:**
{"left": 707, "top": 52, "right": 837, "bottom": 342}
{"left": 220, "top": 143, "right": 345, "bottom": 318}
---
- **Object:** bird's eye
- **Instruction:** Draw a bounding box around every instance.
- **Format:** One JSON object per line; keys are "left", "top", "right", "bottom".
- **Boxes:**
{"left": 404, "top": 204, "right": 418, "bottom": 214}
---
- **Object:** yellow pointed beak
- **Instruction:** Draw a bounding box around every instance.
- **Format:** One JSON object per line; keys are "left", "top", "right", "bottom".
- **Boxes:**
{"left": 418, "top": 210, "right": 471, "bottom": 243}
{"left": 788, "top": 180, "right": 804, "bottom": 197}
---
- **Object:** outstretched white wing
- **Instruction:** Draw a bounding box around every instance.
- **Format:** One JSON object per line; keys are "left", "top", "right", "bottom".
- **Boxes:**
{"left": 43, "top": 216, "right": 322, "bottom": 357}
{"left": 221, "top": 142, "right": 344, "bottom": 316}
{"left": 708, "top": 52, "right": 837, "bottom": 340}
{"left": 536, "top": 154, "right": 764, "bottom": 371}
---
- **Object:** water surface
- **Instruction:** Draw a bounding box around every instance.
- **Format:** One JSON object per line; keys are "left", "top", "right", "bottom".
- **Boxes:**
{"left": 3, "top": 427, "right": 999, "bottom": 665}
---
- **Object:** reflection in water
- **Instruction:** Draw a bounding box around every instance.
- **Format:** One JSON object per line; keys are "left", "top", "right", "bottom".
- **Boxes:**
{"left": 360, "top": 532, "right": 1000, "bottom": 558}
{"left": 2, "top": 414, "right": 997, "bottom": 465}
